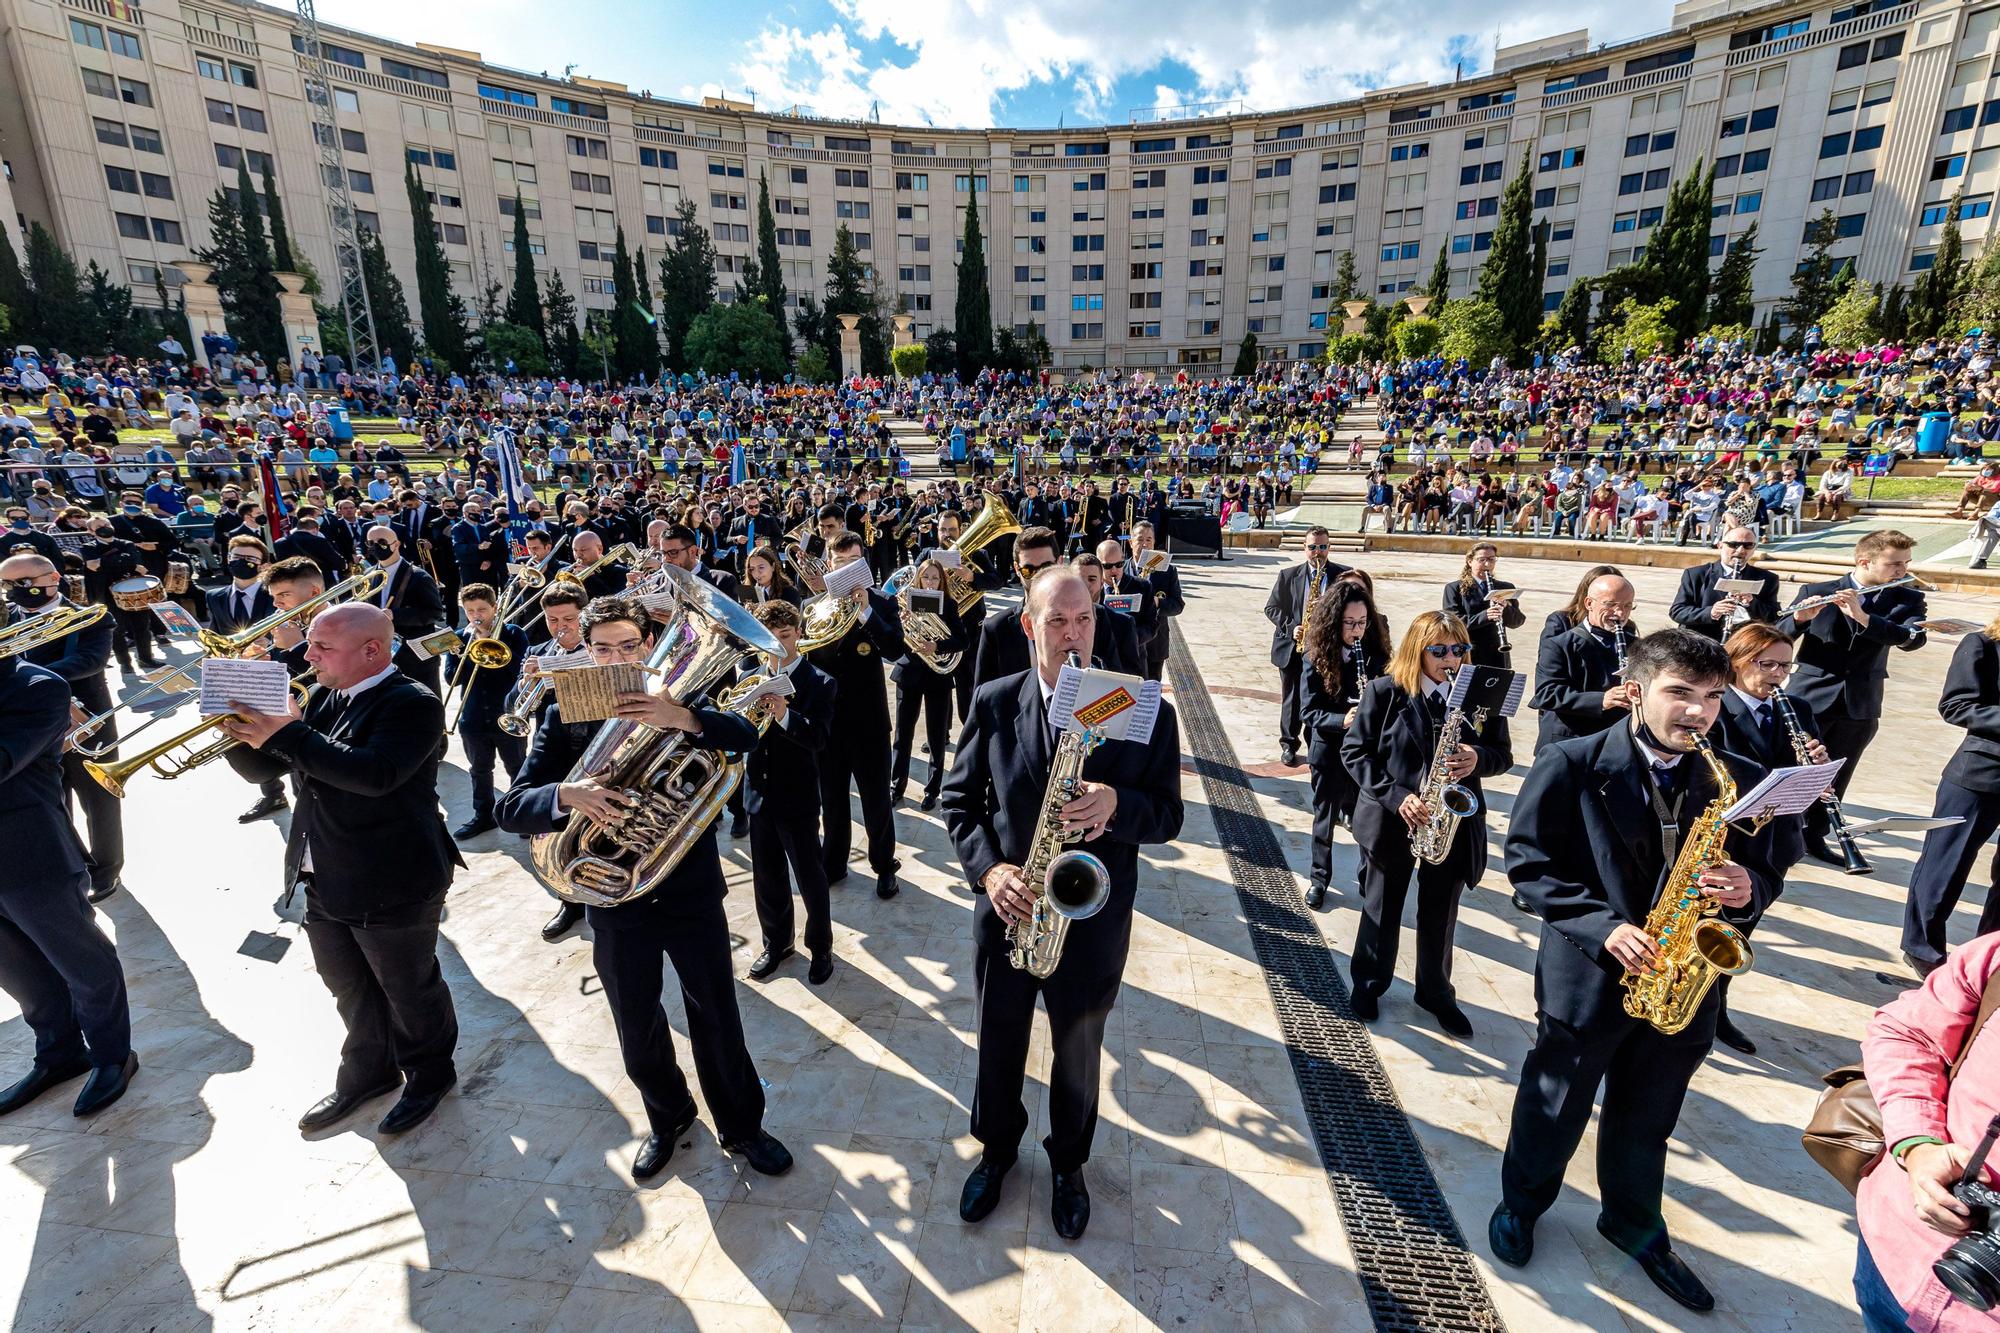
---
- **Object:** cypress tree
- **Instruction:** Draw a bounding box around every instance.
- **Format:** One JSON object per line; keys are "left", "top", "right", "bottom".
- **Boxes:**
{"left": 358, "top": 228, "right": 414, "bottom": 366}
{"left": 656, "top": 199, "right": 716, "bottom": 372}
{"left": 1706, "top": 222, "right": 1761, "bottom": 330}
{"left": 1476, "top": 151, "right": 1541, "bottom": 355}
{"left": 232, "top": 160, "right": 286, "bottom": 362}
{"left": 23, "top": 225, "right": 87, "bottom": 351}
{"left": 0, "top": 224, "right": 25, "bottom": 332}
{"left": 1783, "top": 209, "right": 1848, "bottom": 338}
{"left": 1638, "top": 159, "right": 1716, "bottom": 343}
{"left": 1910, "top": 191, "right": 1967, "bottom": 341}
{"left": 609, "top": 225, "right": 656, "bottom": 381}
{"left": 261, "top": 160, "right": 294, "bottom": 272}
{"left": 954, "top": 192, "right": 993, "bottom": 375}
{"left": 752, "top": 171, "right": 790, "bottom": 357}
{"left": 1423, "top": 244, "right": 1451, "bottom": 308}
{"left": 1334, "top": 250, "right": 1359, "bottom": 303}
{"left": 505, "top": 194, "right": 544, "bottom": 339}
{"left": 404, "top": 161, "right": 466, "bottom": 367}
{"left": 542, "top": 270, "right": 580, "bottom": 376}
{"left": 822, "top": 223, "right": 870, "bottom": 371}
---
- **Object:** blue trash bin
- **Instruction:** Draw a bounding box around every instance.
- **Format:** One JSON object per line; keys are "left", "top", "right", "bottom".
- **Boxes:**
{"left": 1918, "top": 411, "right": 1952, "bottom": 457}
{"left": 327, "top": 406, "right": 353, "bottom": 441}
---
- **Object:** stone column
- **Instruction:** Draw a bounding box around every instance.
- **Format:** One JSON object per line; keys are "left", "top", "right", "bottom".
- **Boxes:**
{"left": 1340, "top": 299, "right": 1371, "bottom": 335}
{"left": 892, "top": 313, "right": 914, "bottom": 347}
{"left": 274, "top": 271, "right": 320, "bottom": 367}
{"left": 837, "top": 314, "right": 863, "bottom": 377}
{"left": 1403, "top": 295, "right": 1432, "bottom": 319}
{"left": 171, "top": 260, "right": 227, "bottom": 371}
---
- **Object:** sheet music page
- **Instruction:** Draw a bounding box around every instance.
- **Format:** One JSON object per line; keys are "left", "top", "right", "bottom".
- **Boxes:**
{"left": 1720, "top": 761, "right": 1845, "bottom": 822}
{"left": 1049, "top": 662, "right": 1161, "bottom": 743}
{"left": 822, "top": 559, "right": 875, "bottom": 600}
{"left": 548, "top": 663, "right": 648, "bottom": 723}
{"left": 198, "top": 657, "right": 295, "bottom": 717}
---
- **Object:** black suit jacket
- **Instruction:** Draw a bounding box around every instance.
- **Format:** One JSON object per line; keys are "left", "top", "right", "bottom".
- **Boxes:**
{"left": 275, "top": 529, "right": 346, "bottom": 586}
{"left": 1668, "top": 562, "right": 1781, "bottom": 641}
{"left": 21, "top": 604, "right": 114, "bottom": 718}
{"left": 1505, "top": 722, "right": 1792, "bottom": 1028}
{"left": 446, "top": 623, "right": 529, "bottom": 733}
{"left": 739, "top": 658, "right": 835, "bottom": 815}
{"left": 1106, "top": 572, "right": 1159, "bottom": 640}
{"left": 1340, "top": 676, "right": 1513, "bottom": 882}
{"left": 494, "top": 694, "right": 758, "bottom": 922}
{"left": 109, "top": 512, "right": 177, "bottom": 575}
{"left": 942, "top": 669, "right": 1183, "bottom": 911}
{"left": 1443, "top": 577, "right": 1526, "bottom": 668}
{"left": 206, "top": 582, "right": 276, "bottom": 637}
{"left": 0, "top": 657, "right": 89, "bottom": 886}
{"left": 891, "top": 597, "right": 967, "bottom": 683}
{"left": 376, "top": 560, "right": 445, "bottom": 639}
{"left": 260, "top": 672, "right": 462, "bottom": 918}
{"left": 807, "top": 588, "right": 906, "bottom": 730}
{"left": 972, "top": 604, "right": 1130, "bottom": 688}
{"left": 1297, "top": 643, "right": 1386, "bottom": 761}
{"left": 1781, "top": 577, "right": 1928, "bottom": 720}
{"left": 1531, "top": 624, "right": 1630, "bottom": 752}
{"left": 1941, "top": 633, "right": 2000, "bottom": 794}
{"left": 1715, "top": 688, "right": 1819, "bottom": 773}
{"left": 1264, "top": 560, "right": 1353, "bottom": 667}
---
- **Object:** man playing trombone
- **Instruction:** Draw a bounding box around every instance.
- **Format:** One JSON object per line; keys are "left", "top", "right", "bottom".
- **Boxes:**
{"left": 445, "top": 583, "right": 526, "bottom": 842}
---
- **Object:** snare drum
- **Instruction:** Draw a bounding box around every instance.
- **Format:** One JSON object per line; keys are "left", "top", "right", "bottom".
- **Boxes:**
{"left": 163, "top": 560, "right": 192, "bottom": 595}
{"left": 63, "top": 574, "right": 87, "bottom": 604}
{"left": 110, "top": 575, "right": 164, "bottom": 612}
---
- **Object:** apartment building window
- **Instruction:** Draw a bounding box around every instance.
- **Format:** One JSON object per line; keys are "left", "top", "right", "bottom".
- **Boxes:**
{"left": 346, "top": 170, "right": 372, "bottom": 193}
{"left": 1715, "top": 155, "right": 1740, "bottom": 179}
{"left": 1388, "top": 143, "right": 1428, "bottom": 161}
{"left": 71, "top": 18, "right": 106, "bottom": 48}
{"left": 1071, "top": 323, "right": 1103, "bottom": 339}
{"left": 296, "top": 36, "right": 366, "bottom": 69}
{"left": 1194, "top": 165, "right": 1228, "bottom": 184}
{"left": 380, "top": 58, "right": 448, "bottom": 88}
{"left": 105, "top": 165, "right": 139, "bottom": 193}
{"left": 1945, "top": 106, "right": 1978, "bottom": 134}
{"left": 776, "top": 228, "right": 812, "bottom": 246}
{"left": 1255, "top": 157, "right": 1293, "bottom": 178}
{"left": 438, "top": 223, "right": 467, "bottom": 245}
{"left": 1811, "top": 175, "right": 1841, "bottom": 201}
{"left": 1853, "top": 125, "right": 1884, "bottom": 151}
{"left": 115, "top": 212, "right": 147, "bottom": 238}
{"left": 834, "top": 168, "right": 869, "bottom": 188}
{"left": 1741, "top": 149, "right": 1769, "bottom": 173}
{"left": 82, "top": 68, "right": 117, "bottom": 99}
{"left": 1619, "top": 173, "right": 1643, "bottom": 196}
{"left": 1845, "top": 170, "right": 1875, "bottom": 196}
{"left": 1821, "top": 132, "right": 1850, "bottom": 159}
{"left": 578, "top": 241, "right": 601, "bottom": 261}
{"left": 566, "top": 136, "right": 609, "bottom": 160}
{"left": 1749, "top": 106, "right": 1779, "bottom": 132}
{"left": 834, "top": 200, "right": 869, "bottom": 219}
{"left": 1612, "top": 212, "right": 1637, "bottom": 233}
{"left": 1934, "top": 154, "right": 1967, "bottom": 180}
{"left": 1644, "top": 167, "right": 1671, "bottom": 190}
{"left": 1072, "top": 264, "right": 1104, "bottom": 280}
{"left": 1873, "top": 32, "right": 1904, "bottom": 60}
{"left": 118, "top": 78, "right": 151, "bottom": 107}
{"left": 639, "top": 148, "right": 679, "bottom": 170}
{"left": 1533, "top": 187, "right": 1555, "bottom": 207}
{"left": 1837, "top": 213, "right": 1866, "bottom": 238}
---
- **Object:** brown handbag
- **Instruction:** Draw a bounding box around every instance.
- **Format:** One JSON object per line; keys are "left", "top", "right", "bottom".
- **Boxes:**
{"left": 1803, "top": 974, "right": 2000, "bottom": 1195}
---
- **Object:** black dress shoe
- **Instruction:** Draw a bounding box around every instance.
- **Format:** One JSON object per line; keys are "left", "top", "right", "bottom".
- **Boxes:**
{"left": 729, "top": 816, "right": 749, "bottom": 838}
{"left": 452, "top": 816, "right": 497, "bottom": 841}
{"left": 239, "top": 791, "right": 289, "bottom": 823}
{"left": 1906, "top": 951, "right": 1943, "bottom": 979}
{"left": 1597, "top": 1220, "right": 1714, "bottom": 1312}
{"left": 138, "top": 657, "right": 167, "bottom": 669}
{"left": 634, "top": 1101, "right": 699, "bottom": 1181}
{"left": 1305, "top": 884, "right": 1328, "bottom": 911}
{"left": 298, "top": 1078, "right": 402, "bottom": 1131}
{"left": 1804, "top": 839, "right": 1845, "bottom": 867}
{"left": 876, "top": 872, "right": 900, "bottom": 900}
{"left": 542, "top": 903, "right": 585, "bottom": 941}
{"left": 1350, "top": 987, "right": 1378, "bottom": 1021}
{"left": 959, "top": 1155, "right": 1015, "bottom": 1223}
{"left": 378, "top": 1076, "right": 455, "bottom": 1135}
{"left": 1489, "top": 1203, "right": 1534, "bottom": 1267}
{"left": 73, "top": 1052, "right": 138, "bottom": 1118}
{"left": 722, "top": 1131, "right": 793, "bottom": 1175}
{"left": 86, "top": 879, "right": 122, "bottom": 905}
{"left": 1511, "top": 891, "right": 1536, "bottom": 916}
{"left": 0, "top": 1057, "right": 91, "bottom": 1116}
{"left": 749, "top": 945, "right": 795, "bottom": 980}
{"left": 1279, "top": 743, "right": 1299, "bottom": 766}
{"left": 808, "top": 952, "right": 835, "bottom": 985}
{"left": 1422, "top": 998, "right": 1475, "bottom": 1039}
{"left": 1051, "top": 1167, "right": 1091, "bottom": 1240}
{"left": 1714, "top": 1009, "right": 1756, "bottom": 1055}
{"left": 920, "top": 789, "right": 939, "bottom": 812}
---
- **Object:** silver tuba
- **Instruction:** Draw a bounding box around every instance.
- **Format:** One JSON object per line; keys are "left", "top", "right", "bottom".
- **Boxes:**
{"left": 531, "top": 564, "right": 781, "bottom": 909}
{"left": 1008, "top": 652, "right": 1113, "bottom": 978}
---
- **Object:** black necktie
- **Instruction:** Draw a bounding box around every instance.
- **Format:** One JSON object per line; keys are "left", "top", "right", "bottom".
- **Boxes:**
{"left": 237, "top": 590, "right": 252, "bottom": 624}
{"left": 1653, "top": 761, "right": 1681, "bottom": 800}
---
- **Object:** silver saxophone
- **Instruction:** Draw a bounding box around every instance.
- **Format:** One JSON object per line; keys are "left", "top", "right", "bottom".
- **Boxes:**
{"left": 1410, "top": 688, "right": 1487, "bottom": 866}
{"left": 1008, "top": 652, "right": 1114, "bottom": 978}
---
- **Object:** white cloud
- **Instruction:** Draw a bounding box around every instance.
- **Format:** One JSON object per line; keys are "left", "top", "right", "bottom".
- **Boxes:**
{"left": 712, "top": 0, "right": 1676, "bottom": 127}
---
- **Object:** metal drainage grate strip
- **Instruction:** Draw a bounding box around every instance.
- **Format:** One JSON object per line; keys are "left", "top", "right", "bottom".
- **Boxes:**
{"left": 1168, "top": 626, "right": 1506, "bottom": 1333}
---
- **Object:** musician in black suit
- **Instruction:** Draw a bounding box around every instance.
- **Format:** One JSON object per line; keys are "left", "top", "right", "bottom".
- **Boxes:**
{"left": 1341, "top": 612, "right": 1512, "bottom": 1036}
{"left": 450, "top": 503, "right": 510, "bottom": 593}
{"left": 216, "top": 603, "right": 462, "bottom": 1138}
{"left": 1124, "top": 521, "right": 1185, "bottom": 682}
{"left": 494, "top": 595, "right": 793, "bottom": 1183}
{"left": 6, "top": 554, "right": 124, "bottom": 905}
{"left": 0, "top": 642, "right": 134, "bottom": 1119}
{"left": 1264, "top": 528, "right": 1354, "bottom": 766}
{"left": 741, "top": 600, "right": 840, "bottom": 985}
{"left": 206, "top": 537, "right": 290, "bottom": 822}
{"left": 273, "top": 508, "right": 347, "bottom": 587}
{"left": 1667, "top": 526, "right": 1781, "bottom": 641}
{"left": 389, "top": 489, "right": 450, "bottom": 604}
{"left": 890, "top": 558, "right": 967, "bottom": 810}
{"left": 727, "top": 493, "right": 781, "bottom": 577}
{"left": 445, "top": 583, "right": 528, "bottom": 841}
{"left": 1709, "top": 622, "right": 1824, "bottom": 1053}
{"left": 1075, "top": 553, "right": 1144, "bottom": 675}
{"left": 1297, "top": 579, "right": 1389, "bottom": 910}
{"left": 1094, "top": 537, "right": 1158, "bottom": 643}
{"left": 362, "top": 524, "right": 446, "bottom": 696}
{"left": 807, "top": 532, "right": 907, "bottom": 899}
{"left": 1904, "top": 615, "right": 2000, "bottom": 977}
{"left": 926, "top": 506, "right": 1004, "bottom": 723}
{"left": 1442, "top": 542, "right": 1526, "bottom": 669}
{"left": 1780, "top": 530, "right": 1927, "bottom": 865}
{"left": 1530, "top": 572, "right": 1635, "bottom": 754}
{"left": 1537, "top": 564, "right": 1623, "bottom": 652}
{"left": 971, "top": 528, "right": 1132, "bottom": 686}
{"left": 1491, "top": 629, "right": 1792, "bottom": 1314}
{"left": 222, "top": 556, "right": 328, "bottom": 824}
{"left": 324, "top": 499, "right": 369, "bottom": 570}
{"left": 942, "top": 569, "right": 1185, "bottom": 1241}
{"left": 107, "top": 489, "right": 177, "bottom": 577}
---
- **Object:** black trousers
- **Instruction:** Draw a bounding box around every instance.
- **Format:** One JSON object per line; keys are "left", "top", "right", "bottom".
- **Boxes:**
{"left": 110, "top": 606, "right": 158, "bottom": 664}
{"left": 970, "top": 894, "right": 1134, "bottom": 1172}
{"left": 461, "top": 729, "right": 525, "bottom": 818}
{"left": 819, "top": 718, "right": 898, "bottom": 877}
{"left": 301, "top": 891, "right": 458, "bottom": 1098}
{"left": 1144, "top": 635, "right": 1169, "bottom": 683}
{"left": 224, "top": 742, "right": 287, "bottom": 800}
{"left": 1277, "top": 655, "right": 1303, "bottom": 746}
{"left": 1807, "top": 710, "right": 1879, "bottom": 842}
{"left": 1903, "top": 777, "right": 2000, "bottom": 968}
{"left": 892, "top": 671, "right": 954, "bottom": 799}
{"left": 60, "top": 751, "right": 123, "bottom": 893}
{"left": 953, "top": 650, "right": 978, "bottom": 727}
{"left": 1306, "top": 738, "right": 1358, "bottom": 891}
{"left": 1500, "top": 1005, "right": 1715, "bottom": 1255}
{"left": 0, "top": 866, "right": 129, "bottom": 1068}
{"left": 751, "top": 809, "right": 831, "bottom": 957}
{"left": 1351, "top": 818, "right": 1469, "bottom": 1006}
{"left": 591, "top": 898, "right": 766, "bottom": 1143}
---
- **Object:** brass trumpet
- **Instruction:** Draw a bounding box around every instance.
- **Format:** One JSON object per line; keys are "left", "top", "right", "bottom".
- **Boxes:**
{"left": 0, "top": 601, "right": 107, "bottom": 659}
{"left": 84, "top": 674, "right": 314, "bottom": 797}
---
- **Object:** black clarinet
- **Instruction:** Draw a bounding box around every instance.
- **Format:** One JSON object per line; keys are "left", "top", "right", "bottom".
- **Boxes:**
{"left": 1771, "top": 686, "right": 1872, "bottom": 876}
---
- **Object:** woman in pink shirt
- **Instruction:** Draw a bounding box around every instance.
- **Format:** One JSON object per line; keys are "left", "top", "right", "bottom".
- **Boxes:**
{"left": 1858, "top": 931, "right": 2000, "bottom": 1331}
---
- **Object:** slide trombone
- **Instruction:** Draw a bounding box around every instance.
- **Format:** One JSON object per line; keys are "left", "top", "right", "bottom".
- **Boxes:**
{"left": 0, "top": 601, "right": 107, "bottom": 659}
{"left": 518, "top": 542, "right": 640, "bottom": 638}
{"left": 444, "top": 632, "right": 515, "bottom": 736}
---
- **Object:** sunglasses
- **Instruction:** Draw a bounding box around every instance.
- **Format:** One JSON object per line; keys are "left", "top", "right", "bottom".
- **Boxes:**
{"left": 1721, "top": 539, "right": 1756, "bottom": 549}
{"left": 1424, "top": 643, "right": 1472, "bottom": 658}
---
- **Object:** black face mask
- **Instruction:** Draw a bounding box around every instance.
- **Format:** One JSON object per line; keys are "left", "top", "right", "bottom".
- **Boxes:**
{"left": 6, "top": 583, "right": 54, "bottom": 610}
{"left": 367, "top": 541, "right": 396, "bottom": 562}
{"left": 227, "top": 558, "right": 262, "bottom": 580}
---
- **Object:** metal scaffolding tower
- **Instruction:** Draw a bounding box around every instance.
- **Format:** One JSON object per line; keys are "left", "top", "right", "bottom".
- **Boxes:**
{"left": 295, "top": 0, "right": 380, "bottom": 373}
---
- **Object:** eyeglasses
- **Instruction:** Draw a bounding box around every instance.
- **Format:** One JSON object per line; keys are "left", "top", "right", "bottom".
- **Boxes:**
{"left": 1752, "top": 659, "right": 1795, "bottom": 675}
{"left": 1423, "top": 643, "right": 1472, "bottom": 658}
{"left": 1304, "top": 544, "right": 1329, "bottom": 553}
{"left": 1721, "top": 540, "right": 1756, "bottom": 549}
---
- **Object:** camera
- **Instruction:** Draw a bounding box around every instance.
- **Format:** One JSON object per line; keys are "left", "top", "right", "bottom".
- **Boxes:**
{"left": 1933, "top": 1115, "right": 2000, "bottom": 1311}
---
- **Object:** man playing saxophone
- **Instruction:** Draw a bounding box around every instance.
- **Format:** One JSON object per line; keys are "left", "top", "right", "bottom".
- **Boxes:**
{"left": 940, "top": 569, "right": 1183, "bottom": 1242}
{"left": 494, "top": 595, "right": 792, "bottom": 1185}
{"left": 1491, "top": 628, "right": 1796, "bottom": 1314}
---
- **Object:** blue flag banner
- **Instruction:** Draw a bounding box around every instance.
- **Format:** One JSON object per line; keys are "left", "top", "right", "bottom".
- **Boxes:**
{"left": 495, "top": 429, "right": 529, "bottom": 521}
{"left": 730, "top": 445, "right": 748, "bottom": 486}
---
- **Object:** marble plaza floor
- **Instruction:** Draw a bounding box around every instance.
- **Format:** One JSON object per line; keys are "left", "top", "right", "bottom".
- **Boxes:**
{"left": 3, "top": 545, "right": 1986, "bottom": 1331}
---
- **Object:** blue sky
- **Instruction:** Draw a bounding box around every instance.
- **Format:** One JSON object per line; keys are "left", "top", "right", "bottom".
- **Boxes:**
{"left": 324, "top": 0, "right": 1682, "bottom": 128}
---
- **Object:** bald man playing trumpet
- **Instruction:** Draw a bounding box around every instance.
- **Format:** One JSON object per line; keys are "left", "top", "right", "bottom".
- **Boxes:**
{"left": 219, "top": 603, "right": 463, "bottom": 1138}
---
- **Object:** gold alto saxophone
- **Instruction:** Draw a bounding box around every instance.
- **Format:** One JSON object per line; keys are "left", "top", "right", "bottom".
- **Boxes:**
{"left": 1621, "top": 733, "right": 1755, "bottom": 1034}
{"left": 1293, "top": 562, "right": 1325, "bottom": 653}
{"left": 1008, "top": 653, "right": 1114, "bottom": 979}
{"left": 1410, "top": 691, "right": 1486, "bottom": 865}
